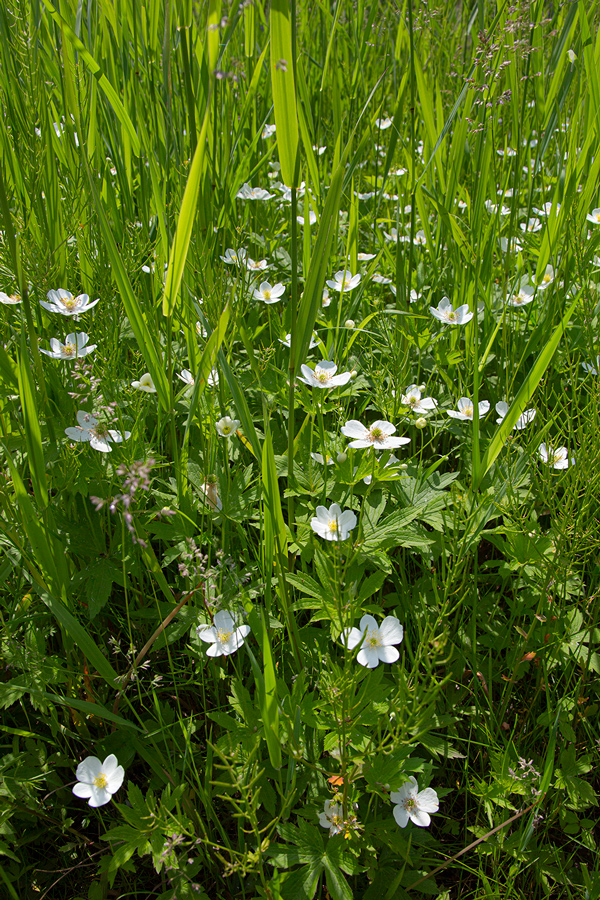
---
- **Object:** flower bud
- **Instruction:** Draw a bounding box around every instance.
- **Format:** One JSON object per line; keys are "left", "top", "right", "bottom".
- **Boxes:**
{"left": 336, "top": 451, "right": 347, "bottom": 463}
{"left": 415, "top": 417, "right": 427, "bottom": 429}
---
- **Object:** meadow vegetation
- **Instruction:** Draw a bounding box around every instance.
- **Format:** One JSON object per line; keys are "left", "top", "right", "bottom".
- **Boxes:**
{"left": 1, "top": 0, "right": 600, "bottom": 897}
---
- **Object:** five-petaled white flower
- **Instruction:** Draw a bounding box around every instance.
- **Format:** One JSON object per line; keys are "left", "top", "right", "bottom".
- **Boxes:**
{"left": 326, "top": 270, "right": 361, "bottom": 293}
{"left": 495, "top": 402, "right": 536, "bottom": 430}
{"left": 0, "top": 291, "right": 21, "bottom": 304}
{"left": 447, "top": 397, "right": 490, "bottom": 421}
{"left": 508, "top": 284, "right": 535, "bottom": 306}
{"left": 72, "top": 754, "right": 125, "bottom": 807}
{"left": 253, "top": 281, "right": 285, "bottom": 304}
{"left": 318, "top": 800, "right": 345, "bottom": 836}
{"left": 391, "top": 777, "right": 439, "bottom": 828}
{"left": 311, "top": 503, "right": 357, "bottom": 541}
{"left": 236, "top": 182, "right": 274, "bottom": 200}
{"left": 220, "top": 248, "right": 247, "bottom": 266}
{"left": 178, "top": 369, "right": 195, "bottom": 386}
{"left": 246, "top": 257, "right": 270, "bottom": 272}
{"left": 340, "top": 614, "right": 404, "bottom": 668}
{"left": 197, "top": 610, "right": 250, "bottom": 657}
{"left": 298, "top": 360, "right": 352, "bottom": 389}
{"left": 533, "top": 265, "right": 555, "bottom": 290}
{"left": 215, "top": 416, "right": 240, "bottom": 437}
{"left": 131, "top": 373, "right": 157, "bottom": 393}
{"left": 429, "top": 297, "right": 473, "bottom": 325}
{"left": 41, "top": 289, "right": 99, "bottom": 317}
{"left": 65, "top": 411, "right": 130, "bottom": 453}
{"left": 341, "top": 419, "right": 410, "bottom": 450}
{"left": 400, "top": 385, "right": 438, "bottom": 414}
{"left": 262, "top": 123, "right": 276, "bottom": 139}
{"left": 40, "top": 332, "right": 96, "bottom": 360}
{"left": 375, "top": 117, "right": 392, "bottom": 130}
{"left": 586, "top": 208, "right": 600, "bottom": 225}
{"left": 538, "top": 443, "right": 572, "bottom": 469}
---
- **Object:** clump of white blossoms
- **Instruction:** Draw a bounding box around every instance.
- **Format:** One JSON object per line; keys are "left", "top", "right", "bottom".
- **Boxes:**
{"left": 495, "top": 402, "right": 536, "bottom": 430}
{"left": 131, "top": 373, "right": 156, "bottom": 393}
{"left": 40, "top": 332, "right": 96, "bottom": 360}
{"left": 326, "top": 270, "right": 361, "bottom": 292}
{"left": 391, "top": 777, "right": 439, "bottom": 828}
{"left": 215, "top": 416, "right": 240, "bottom": 437}
{"left": 341, "top": 419, "right": 410, "bottom": 451}
{"left": 447, "top": 397, "right": 490, "bottom": 421}
{"left": 340, "top": 614, "right": 404, "bottom": 668}
{"left": 41, "top": 288, "right": 100, "bottom": 317}
{"left": 197, "top": 610, "right": 250, "bottom": 657}
{"left": 400, "top": 385, "right": 438, "bottom": 414}
{"left": 72, "top": 754, "right": 125, "bottom": 807}
{"left": 429, "top": 297, "right": 473, "bottom": 325}
{"left": 298, "top": 360, "right": 352, "bottom": 389}
{"left": 65, "top": 411, "right": 130, "bottom": 453}
{"left": 253, "top": 281, "right": 285, "bottom": 304}
{"left": 311, "top": 503, "right": 357, "bottom": 541}
{"left": 538, "top": 443, "right": 573, "bottom": 469}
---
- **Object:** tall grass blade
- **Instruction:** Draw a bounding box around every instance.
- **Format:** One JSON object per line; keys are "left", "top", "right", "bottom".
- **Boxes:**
{"left": 270, "top": 0, "right": 299, "bottom": 187}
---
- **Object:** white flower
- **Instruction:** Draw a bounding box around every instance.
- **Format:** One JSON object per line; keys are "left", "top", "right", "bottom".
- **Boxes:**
{"left": 500, "top": 236, "right": 523, "bottom": 253}
{"left": 0, "top": 291, "right": 21, "bottom": 305}
{"left": 391, "top": 777, "right": 439, "bottom": 828}
{"left": 262, "top": 123, "right": 276, "bottom": 138}
{"left": 357, "top": 252, "right": 376, "bottom": 261}
{"left": 520, "top": 217, "right": 543, "bottom": 234}
{"left": 429, "top": 297, "right": 473, "bottom": 325}
{"left": 236, "top": 182, "right": 274, "bottom": 200}
{"left": 65, "top": 411, "right": 130, "bottom": 453}
{"left": 357, "top": 191, "right": 375, "bottom": 200}
{"left": 197, "top": 610, "right": 250, "bottom": 657}
{"left": 297, "top": 211, "right": 317, "bottom": 226}
{"left": 318, "top": 800, "right": 344, "bottom": 836}
{"left": 220, "top": 248, "right": 247, "bottom": 265}
{"left": 413, "top": 230, "right": 427, "bottom": 246}
{"left": 582, "top": 356, "right": 600, "bottom": 375}
{"left": 400, "top": 384, "right": 438, "bottom": 414}
{"left": 312, "top": 144, "right": 326, "bottom": 155}
{"left": 280, "top": 332, "right": 319, "bottom": 349}
{"left": 534, "top": 201, "right": 560, "bottom": 216}
{"left": 326, "top": 270, "right": 361, "bottom": 292}
{"left": 40, "top": 332, "right": 96, "bottom": 360}
{"left": 586, "top": 208, "right": 600, "bottom": 225}
{"left": 253, "top": 281, "right": 285, "bottom": 304}
{"left": 200, "top": 480, "right": 222, "bottom": 510}
{"left": 538, "top": 443, "right": 572, "bottom": 469}
{"left": 533, "top": 265, "right": 555, "bottom": 290}
{"left": 341, "top": 419, "right": 410, "bottom": 450}
{"left": 298, "top": 360, "right": 352, "bottom": 389}
{"left": 178, "top": 369, "right": 195, "bottom": 386}
{"left": 131, "top": 373, "right": 157, "bottom": 393}
{"left": 340, "top": 614, "right": 404, "bottom": 668}
{"left": 311, "top": 452, "right": 334, "bottom": 466}
{"left": 215, "top": 416, "right": 240, "bottom": 437}
{"left": 72, "top": 754, "right": 125, "bottom": 807}
{"left": 246, "top": 257, "right": 270, "bottom": 272}
{"left": 447, "top": 397, "right": 490, "bottom": 421}
{"left": 375, "top": 117, "right": 392, "bottom": 130}
{"left": 40, "top": 288, "right": 99, "bottom": 317}
{"left": 508, "top": 282, "right": 535, "bottom": 307}
{"left": 495, "top": 401, "right": 536, "bottom": 429}
{"left": 321, "top": 289, "right": 331, "bottom": 308}
{"left": 372, "top": 273, "right": 392, "bottom": 285}
{"left": 311, "top": 503, "right": 357, "bottom": 541}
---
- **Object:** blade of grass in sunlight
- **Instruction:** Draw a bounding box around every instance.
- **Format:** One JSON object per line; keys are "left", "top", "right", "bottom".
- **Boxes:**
{"left": 478, "top": 292, "right": 581, "bottom": 487}
{"left": 16, "top": 333, "right": 47, "bottom": 510}
{"left": 3, "top": 685, "right": 141, "bottom": 731}
{"left": 270, "top": 0, "right": 299, "bottom": 187}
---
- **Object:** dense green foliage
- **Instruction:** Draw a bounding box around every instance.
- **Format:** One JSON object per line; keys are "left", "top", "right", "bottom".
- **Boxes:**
{"left": 1, "top": 0, "right": 599, "bottom": 897}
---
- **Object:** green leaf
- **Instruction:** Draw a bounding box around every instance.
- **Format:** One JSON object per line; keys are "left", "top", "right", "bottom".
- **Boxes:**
{"left": 270, "top": 0, "right": 299, "bottom": 187}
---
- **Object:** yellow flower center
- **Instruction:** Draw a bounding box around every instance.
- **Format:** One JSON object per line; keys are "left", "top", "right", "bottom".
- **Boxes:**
{"left": 403, "top": 797, "right": 416, "bottom": 811}
{"left": 366, "top": 629, "right": 381, "bottom": 648}
{"left": 317, "top": 370, "right": 331, "bottom": 384}
{"left": 263, "top": 289, "right": 271, "bottom": 299}
{"left": 216, "top": 628, "right": 233, "bottom": 643}
{"left": 63, "top": 342, "right": 76, "bottom": 356}
{"left": 93, "top": 773, "right": 108, "bottom": 789}
{"left": 222, "top": 425, "right": 231, "bottom": 435}
{"left": 447, "top": 310, "right": 457, "bottom": 321}
{"left": 328, "top": 519, "right": 339, "bottom": 533}
{"left": 63, "top": 298, "right": 76, "bottom": 310}
{"left": 463, "top": 405, "right": 473, "bottom": 417}
{"left": 369, "top": 427, "right": 384, "bottom": 442}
